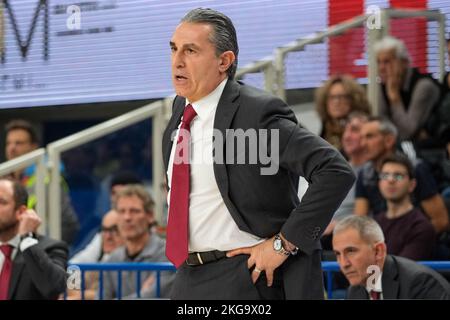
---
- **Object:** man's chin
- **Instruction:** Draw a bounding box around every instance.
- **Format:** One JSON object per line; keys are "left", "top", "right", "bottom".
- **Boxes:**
{"left": 0, "top": 221, "right": 19, "bottom": 234}
{"left": 346, "top": 274, "right": 362, "bottom": 286}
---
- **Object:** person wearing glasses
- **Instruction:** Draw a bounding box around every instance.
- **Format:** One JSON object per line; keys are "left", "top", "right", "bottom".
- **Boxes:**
{"left": 70, "top": 210, "right": 124, "bottom": 264}
{"left": 354, "top": 117, "right": 449, "bottom": 235}
{"left": 375, "top": 154, "right": 435, "bottom": 260}
{"left": 66, "top": 210, "right": 124, "bottom": 300}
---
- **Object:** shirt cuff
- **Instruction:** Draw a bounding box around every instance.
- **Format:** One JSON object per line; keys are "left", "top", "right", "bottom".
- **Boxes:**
{"left": 20, "top": 237, "right": 39, "bottom": 252}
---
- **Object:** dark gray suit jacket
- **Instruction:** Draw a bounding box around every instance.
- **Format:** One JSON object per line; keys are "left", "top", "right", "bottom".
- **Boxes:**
{"left": 8, "top": 235, "right": 68, "bottom": 300}
{"left": 347, "top": 255, "right": 450, "bottom": 299}
{"left": 162, "top": 79, "right": 355, "bottom": 299}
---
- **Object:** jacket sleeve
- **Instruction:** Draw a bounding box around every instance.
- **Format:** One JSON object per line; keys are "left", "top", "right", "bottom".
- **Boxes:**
{"left": 22, "top": 239, "right": 68, "bottom": 299}
{"left": 259, "top": 98, "right": 356, "bottom": 254}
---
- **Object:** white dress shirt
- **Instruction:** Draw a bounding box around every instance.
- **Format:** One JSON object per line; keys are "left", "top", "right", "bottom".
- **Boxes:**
{"left": 366, "top": 271, "right": 383, "bottom": 300}
{"left": 167, "top": 78, "right": 263, "bottom": 252}
{"left": 0, "top": 234, "right": 38, "bottom": 271}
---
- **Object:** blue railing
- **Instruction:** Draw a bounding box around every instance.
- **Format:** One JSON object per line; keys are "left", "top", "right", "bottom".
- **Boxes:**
{"left": 68, "top": 262, "right": 176, "bottom": 300}
{"left": 322, "top": 261, "right": 450, "bottom": 299}
{"left": 69, "top": 261, "right": 450, "bottom": 300}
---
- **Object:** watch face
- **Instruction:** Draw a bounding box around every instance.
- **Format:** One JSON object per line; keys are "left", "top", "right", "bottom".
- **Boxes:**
{"left": 274, "top": 239, "right": 282, "bottom": 251}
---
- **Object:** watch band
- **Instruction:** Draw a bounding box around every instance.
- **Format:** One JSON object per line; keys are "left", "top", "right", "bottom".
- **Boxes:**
{"left": 278, "top": 233, "right": 299, "bottom": 256}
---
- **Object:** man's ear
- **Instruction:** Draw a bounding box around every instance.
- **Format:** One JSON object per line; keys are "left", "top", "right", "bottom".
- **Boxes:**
{"left": 218, "top": 51, "right": 235, "bottom": 74}
{"left": 146, "top": 211, "right": 155, "bottom": 226}
{"left": 384, "top": 134, "right": 396, "bottom": 150}
{"left": 374, "top": 242, "right": 387, "bottom": 264}
{"left": 31, "top": 142, "right": 39, "bottom": 151}
{"left": 15, "top": 204, "right": 28, "bottom": 218}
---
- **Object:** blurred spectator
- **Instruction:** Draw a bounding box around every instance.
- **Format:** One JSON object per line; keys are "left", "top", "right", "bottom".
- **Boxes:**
{"left": 332, "top": 215, "right": 450, "bottom": 299}
{"left": 438, "top": 35, "right": 450, "bottom": 148}
{"left": 67, "top": 210, "right": 124, "bottom": 300}
{"left": 73, "top": 170, "right": 142, "bottom": 254}
{"left": 4, "top": 120, "right": 80, "bottom": 245}
{"left": 92, "top": 171, "right": 142, "bottom": 233}
{"left": 315, "top": 74, "right": 371, "bottom": 150}
{"left": 70, "top": 210, "right": 123, "bottom": 264}
{"left": 322, "top": 112, "right": 369, "bottom": 240}
{"left": 376, "top": 154, "right": 435, "bottom": 260}
{"left": 100, "top": 184, "right": 174, "bottom": 299}
{"left": 375, "top": 36, "right": 440, "bottom": 142}
{"left": 0, "top": 178, "right": 68, "bottom": 300}
{"left": 354, "top": 117, "right": 449, "bottom": 234}
{"left": 110, "top": 171, "right": 142, "bottom": 207}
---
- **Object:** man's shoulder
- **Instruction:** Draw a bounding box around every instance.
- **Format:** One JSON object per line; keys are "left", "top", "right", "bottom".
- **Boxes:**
{"left": 391, "top": 255, "right": 450, "bottom": 298}
{"left": 236, "top": 81, "right": 285, "bottom": 105}
{"left": 141, "top": 233, "right": 168, "bottom": 261}
{"left": 391, "top": 255, "right": 438, "bottom": 280}
{"left": 359, "top": 162, "right": 377, "bottom": 181}
{"left": 35, "top": 234, "right": 69, "bottom": 251}
{"left": 105, "top": 246, "right": 126, "bottom": 262}
{"left": 415, "top": 74, "right": 440, "bottom": 92}
{"left": 408, "top": 208, "right": 432, "bottom": 223}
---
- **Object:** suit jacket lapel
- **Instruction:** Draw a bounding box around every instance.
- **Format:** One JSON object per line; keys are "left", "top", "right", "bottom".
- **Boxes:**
{"left": 162, "top": 96, "right": 185, "bottom": 171}
{"left": 382, "top": 255, "right": 399, "bottom": 299}
{"left": 212, "top": 80, "right": 254, "bottom": 233}
{"left": 8, "top": 251, "right": 25, "bottom": 299}
{"left": 212, "top": 79, "right": 240, "bottom": 198}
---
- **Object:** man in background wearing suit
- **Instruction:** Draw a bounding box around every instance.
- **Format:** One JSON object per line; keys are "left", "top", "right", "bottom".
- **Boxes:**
{"left": 332, "top": 215, "right": 450, "bottom": 299}
{"left": 0, "top": 178, "right": 68, "bottom": 300}
{"left": 163, "top": 8, "right": 355, "bottom": 299}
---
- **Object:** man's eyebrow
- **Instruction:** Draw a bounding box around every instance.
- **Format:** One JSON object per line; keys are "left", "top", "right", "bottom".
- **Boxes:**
{"left": 169, "top": 42, "right": 200, "bottom": 50}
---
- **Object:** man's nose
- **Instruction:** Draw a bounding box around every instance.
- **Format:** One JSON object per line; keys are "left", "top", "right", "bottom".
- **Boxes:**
{"left": 122, "top": 211, "right": 133, "bottom": 220}
{"left": 172, "top": 51, "right": 185, "bottom": 68}
{"left": 340, "top": 255, "right": 351, "bottom": 268}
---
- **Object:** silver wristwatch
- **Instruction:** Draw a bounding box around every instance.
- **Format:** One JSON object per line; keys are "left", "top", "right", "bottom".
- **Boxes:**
{"left": 273, "top": 234, "right": 290, "bottom": 256}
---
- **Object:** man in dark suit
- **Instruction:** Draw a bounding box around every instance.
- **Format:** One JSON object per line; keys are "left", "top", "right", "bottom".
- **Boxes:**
{"left": 0, "top": 178, "right": 68, "bottom": 300}
{"left": 163, "top": 8, "right": 355, "bottom": 299}
{"left": 332, "top": 215, "right": 450, "bottom": 299}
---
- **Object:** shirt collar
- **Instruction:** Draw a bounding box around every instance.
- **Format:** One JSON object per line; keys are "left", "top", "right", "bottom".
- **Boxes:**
{"left": 366, "top": 271, "right": 383, "bottom": 294}
{"left": 186, "top": 78, "right": 228, "bottom": 120}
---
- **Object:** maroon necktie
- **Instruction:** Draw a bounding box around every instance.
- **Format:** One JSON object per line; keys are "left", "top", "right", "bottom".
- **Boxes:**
{"left": 0, "top": 244, "right": 13, "bottom": 300}
{"left": 166, "top": 104, "right": 197, "bottom": 268}
{"left": 370, "top": 290, "right": 381, "bottom": 300}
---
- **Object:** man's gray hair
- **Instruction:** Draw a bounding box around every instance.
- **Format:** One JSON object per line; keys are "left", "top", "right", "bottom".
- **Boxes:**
{"left": 114, "top": 184, "right": 155, "bottom": 214}
{"left": 378, "top": 118, "right": 398, "bottom": 138}
{"left": 374, "top": 36, "right": 410, "bottom": 63}
{"left": 181, "top": 8, "right": 239, "bottom": 79}
{"left": 333, "top": 215, "right": 385, "bottom": 244}
{"left": 368, "top": 116, "right": 398, "bottom": 138}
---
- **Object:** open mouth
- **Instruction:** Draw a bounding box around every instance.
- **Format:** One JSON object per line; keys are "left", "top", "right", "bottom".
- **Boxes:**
{"left": 175, "top": 75, "right": 187, "bottom": 81}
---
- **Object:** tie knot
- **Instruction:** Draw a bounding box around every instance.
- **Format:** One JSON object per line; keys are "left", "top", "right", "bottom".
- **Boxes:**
{"left": 0, "top": 245, "right": 13, "bottom": 259}
{"left": 370, "top": 290, "right": 380, "bottom": 300}
{"left": 182, "top": 104, "right": 197, "bottom": 127}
